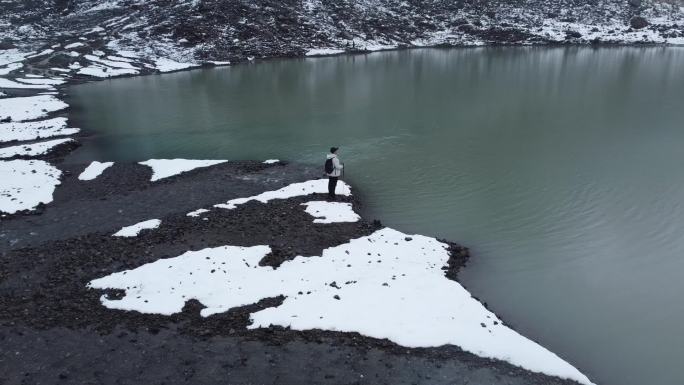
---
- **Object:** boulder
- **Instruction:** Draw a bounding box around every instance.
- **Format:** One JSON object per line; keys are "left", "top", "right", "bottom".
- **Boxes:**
{"left": 566, "top": 30, "right": 582, "bottom": 39}
{"left": 0, "top": 40, "right": 15, "bottom": 50}
{"left": 630, "top": 16, "right": 649, "bottom": 30}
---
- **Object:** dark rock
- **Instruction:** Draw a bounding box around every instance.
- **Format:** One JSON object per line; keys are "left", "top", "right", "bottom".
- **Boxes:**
{"left": 0, "top": 40, "right": 15, "bottom": 49}
{"left": 566, "top": 30, "right": 582, "bottom": 39}
{"left": 630, "top": 16, "right": 649, "bottom": 30}
{"left": 457, "top": 24, "right": 475, "bottom": 33}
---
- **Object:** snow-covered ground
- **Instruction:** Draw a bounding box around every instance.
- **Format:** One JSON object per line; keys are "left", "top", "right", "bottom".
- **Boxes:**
{"left": 0, "top": 95, "right": 67, "bottom": 121}
{"left": 0, "top": 78, "right": 54, "bottom": 90}
{"left": 302, "top": 201, "right": 360, "bottom": 223}
{"left": 113, "top": 219, "right": 162, "bottom": 237}
{"left": 0, "top": 117, "right": 79, "bottom": 143}
{"left": 0, "top": 49, "right": 32, "bottom": 66}
{"left": 77, "top": 65, "right": 139, "bottom": 78}
{"left": 0, "top": 138, "right": 73, "bottom": 158}
{"left": 182, "top": 179, "right": 353, "bottom": 217}
{"left": 0, "top": 48, "right": 74, "bottom": 214}
{"left": 0, "top": 63, "right": 23, "bottom": 76}
{"left": 187, "top": 208, "right": 210, "bottom": 217}
{"left": 78, "top": 161, "right": 114, "bottom": 181}
{"left": 153, "top": 58, "right": 199, "bottom": 73}
{"left": 305, "top": 48, "right": 345, "bottom": 56}
{"left": 89, "top": 227, "right": 594, "bottom": 385}
{"left": 139, "top": 159, "right": 227, "bottom": 181}
{"left": 15, "top": 77, "right": 67, "bottom": 86}
{"left": 89, "top": 176, "right": 595, "bottom": 382}
{"left": 214, "top": 179, "right": 351, "bottom": 210}
{"left": 0, "top": 159, "right": 61, "bottom": 215}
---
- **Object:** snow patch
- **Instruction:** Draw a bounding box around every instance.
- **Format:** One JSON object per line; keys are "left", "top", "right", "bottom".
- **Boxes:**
{"left": 26, "top": 49, "right": 54, "bottom": 59}
{"left": 154, "top": 58, "right": 199, "bottom": 73}
{"left": 0, "top": 159, "right": 61, "bottom": 214}
{"left": 0, "top": 50, "right": 33, "bottom": 66}
{"left": 84, "top": 55, "right": 138, "bottom": 70}
{"left": 0, "top": 62, "right": 23, "bottom": 76}
{"left": 115, "top": 50, "right": 140, "bottom": 59}
{"left": 0, "top": 78, "right": 55, "bottom": 90}
{"left": 302, "top": 201, "right": 360, "bottom": 223}
{"left": 64, "top": 42, "right": 85, "bottom": 49}
{"left": 89, "top": 228, "right": 593, "bottom": 385}
{"left": 78, "top": 161, "right": 114, "bottom": 181}
{"left": 77, "top": 65, "right": 138, "bottom": 78}
{"left": 15, "top": 77, "right": 67, "bottom": 86}
{"left": 139, "top": 159, "right": 227, "bottom": 181}
{"left": 214, "top": 179, "right": 351, "bottom": 210}
{"left": 106, "top": 55, "right": 135, "bottom": 63}
{"left": 0, "top": 117, "right": 78, "bottom": 143}
{"left": 305, "top": 48, "right": 345, "bottom": 56}
{"left": 113, "top": 219, "right": 161, "bottom": 237}
{"left": 187, "top": 208, "right": 210, "bottom": 217}
{"left": 0, "top": 138, "right": 74, "bottom": 158}
{"left": 0, "top": 95, "right": 68, "bottom": 122}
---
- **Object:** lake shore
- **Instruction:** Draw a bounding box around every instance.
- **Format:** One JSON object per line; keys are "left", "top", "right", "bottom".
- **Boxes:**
{"left": 1, "top": 156, "right": 589, "bottom": 385}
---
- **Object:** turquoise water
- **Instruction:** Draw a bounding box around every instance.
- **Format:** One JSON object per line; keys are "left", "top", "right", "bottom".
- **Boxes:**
{"left": 67, "top": 47, "right": 684, "bottom": 385}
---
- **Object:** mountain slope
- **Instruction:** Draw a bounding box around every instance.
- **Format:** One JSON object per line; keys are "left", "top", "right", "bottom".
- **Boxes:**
{"left": 1, "top": 0, "right": 683, "bottom": 64}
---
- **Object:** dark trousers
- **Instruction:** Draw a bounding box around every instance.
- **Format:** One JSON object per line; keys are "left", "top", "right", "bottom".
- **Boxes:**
{"left": 328, "top": 176, "right": 338, "bottom": 198}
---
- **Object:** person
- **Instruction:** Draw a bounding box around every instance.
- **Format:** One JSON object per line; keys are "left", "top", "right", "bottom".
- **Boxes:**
{"left": 325, "top": 147, "right": 344, "bottom": 200}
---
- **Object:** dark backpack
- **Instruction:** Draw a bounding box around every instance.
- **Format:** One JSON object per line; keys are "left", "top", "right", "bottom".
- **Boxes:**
{"left": 324, "top": 158, "right": 334, "bottom": 174}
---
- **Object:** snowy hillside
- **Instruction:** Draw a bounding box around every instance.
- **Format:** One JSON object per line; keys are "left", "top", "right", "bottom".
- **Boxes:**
{"left": 1, "top": 0, "right": 682, "bottom": 67}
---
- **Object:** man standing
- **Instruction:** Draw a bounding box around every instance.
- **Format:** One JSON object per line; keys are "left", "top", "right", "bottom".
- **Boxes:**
{"left": 325, "top": 147, "right": 344, "bottom": 200}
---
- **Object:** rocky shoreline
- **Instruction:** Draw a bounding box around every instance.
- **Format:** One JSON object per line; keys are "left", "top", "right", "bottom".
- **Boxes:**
{"left": 1, "top": 159, "right": 588, "bottom": 385}
{"left": 2, "top": 1, "right": 684, "bottom": 65}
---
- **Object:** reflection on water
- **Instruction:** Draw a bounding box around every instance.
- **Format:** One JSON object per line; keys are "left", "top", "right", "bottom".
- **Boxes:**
{"left": 67, "top": 47, "right": 684, "bottom": 385}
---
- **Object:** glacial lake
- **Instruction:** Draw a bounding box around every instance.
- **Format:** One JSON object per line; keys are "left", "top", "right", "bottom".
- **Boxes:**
{"left": 66, "top": 47, "right": 684, "bottom": 385}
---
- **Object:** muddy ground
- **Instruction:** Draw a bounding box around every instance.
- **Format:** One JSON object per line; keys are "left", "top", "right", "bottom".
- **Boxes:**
{"left": 0, "top": 159, "right": 586, "bottom": 385}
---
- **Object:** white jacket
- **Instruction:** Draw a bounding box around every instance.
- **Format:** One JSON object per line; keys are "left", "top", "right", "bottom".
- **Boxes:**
{"left": 326, "top": 153, "right": 343, "bottom": 177}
